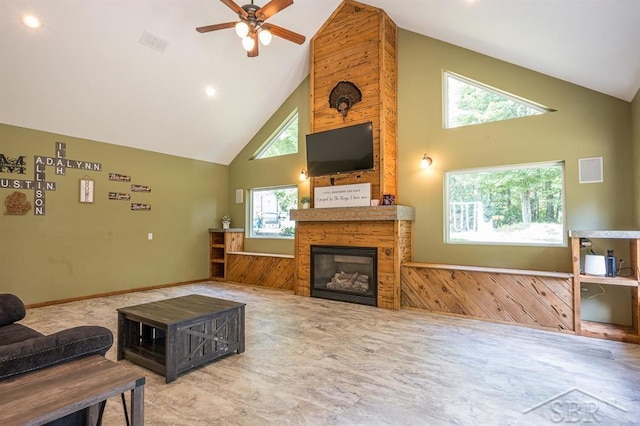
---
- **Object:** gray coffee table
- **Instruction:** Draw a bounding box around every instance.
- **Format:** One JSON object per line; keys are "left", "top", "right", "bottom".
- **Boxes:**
{"left": 117, "top": 294, "right": 245, "bottom": 383}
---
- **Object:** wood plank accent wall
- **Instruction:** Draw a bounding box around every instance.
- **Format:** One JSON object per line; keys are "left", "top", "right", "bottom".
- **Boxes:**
{"left": 227, "top": 253, "right": 294, "bottom": 291}
{"left": 309, "top": 0, "right": 398, "bottom": 202}
{"left": 401, "top": 263, "right": 575, "bottom": 332}
{"left": 379, "top": 12, "right": 398, "bottom": 199}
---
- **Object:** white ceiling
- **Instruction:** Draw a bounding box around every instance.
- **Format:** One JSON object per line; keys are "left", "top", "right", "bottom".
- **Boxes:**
{"left": 2, "top": 0, "right": 639, "bottom": 165}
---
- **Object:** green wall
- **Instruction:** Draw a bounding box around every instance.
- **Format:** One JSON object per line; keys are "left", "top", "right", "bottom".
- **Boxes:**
{"left": 7, "top": 29, "right": 633, "bottom": 305}
{"left": 228, "top": 30, "right": 634, "bottom": 274}
{"left": 632, "top": 88, "right": 640, "bottom": 228}
{"left": 0, "top": 123, "right": 228, "bottom": 305}
{"left": 227, "top": 77, "right": 311, "bottom": 255}
{"left": 398, "top": 30, "right": 632, "bottom": 272}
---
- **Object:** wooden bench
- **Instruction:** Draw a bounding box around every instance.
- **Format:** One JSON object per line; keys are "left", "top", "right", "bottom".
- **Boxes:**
{"left": 401, "top": 262, "right": 574, "bottom": 333}
{"left": 227, "top": 251, "right": 295, "bottom": 290}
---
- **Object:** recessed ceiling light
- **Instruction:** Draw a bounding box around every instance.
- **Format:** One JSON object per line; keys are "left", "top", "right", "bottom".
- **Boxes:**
{"left": 205, "top": 86, "right": 216, "bottom": 97}
{"left": 22, "top": 14, "right": 42, "bottom": 29}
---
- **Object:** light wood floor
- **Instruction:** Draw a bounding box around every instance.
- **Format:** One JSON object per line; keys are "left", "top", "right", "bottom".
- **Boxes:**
{"left": 21, "top": 282, "right": 640, "bottom": 425}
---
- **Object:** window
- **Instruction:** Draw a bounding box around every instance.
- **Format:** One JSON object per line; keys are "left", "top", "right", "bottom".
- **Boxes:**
{"left": 445, "top": 162, "right": 565, "bottom": 246}
{"left": 444, "top": 71, "right": 550, "bottom": 129}
{"left": 250, "top": 185, "right": 298, "bottom": 238}
{"left": 254, "top": 110, "right": 298, "bottom": 159}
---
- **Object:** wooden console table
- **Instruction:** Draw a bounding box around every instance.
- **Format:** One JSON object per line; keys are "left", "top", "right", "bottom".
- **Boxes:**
{"left": 0, "top": 355, "right": 145, "bottom": 425}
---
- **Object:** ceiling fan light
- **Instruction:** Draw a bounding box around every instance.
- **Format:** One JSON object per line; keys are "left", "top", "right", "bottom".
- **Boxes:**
{"left": 242, "top": 35, "right": 255, "bottom": 51}
{"left": 21, "top": 14, "right": 42, "bottom": 29}
{"left": 259, "top": 29, "right": 272, "bottom": 46}
{"left": 235, "top": 21, "right": 249, "bottom": 38}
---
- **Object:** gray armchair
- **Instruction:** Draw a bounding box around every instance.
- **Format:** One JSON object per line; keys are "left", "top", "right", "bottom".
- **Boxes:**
{"left": 0, "top": 293, "right": 113, "bottom": 381}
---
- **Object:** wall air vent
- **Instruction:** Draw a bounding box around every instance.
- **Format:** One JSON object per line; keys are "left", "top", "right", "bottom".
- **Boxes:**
{"left": 578, "top": 157, "right": 603, "bottom": 184}
{"left": 138, "top": 30, "right": 169, "bottom": 53}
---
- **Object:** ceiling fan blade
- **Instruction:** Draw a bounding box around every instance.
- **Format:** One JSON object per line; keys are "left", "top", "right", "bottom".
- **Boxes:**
{"left": 269, "top": 24, "right": 305, "bottom": 45}
{"left": 196, "top": 22, "right": 236, "bottom": 33}
{"left": 247, "top": 32, "right": 259, "bottom": 57}
{"left": 220, "top": 0, "right": 249, "bottom": 19}
{"left": 256, "top": 0, "right": 293, "bottom": 20}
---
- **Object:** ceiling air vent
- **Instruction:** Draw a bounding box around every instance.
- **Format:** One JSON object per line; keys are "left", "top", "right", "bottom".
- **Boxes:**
{"left": 139, "top": 30, "right": 169, "bottom": 53}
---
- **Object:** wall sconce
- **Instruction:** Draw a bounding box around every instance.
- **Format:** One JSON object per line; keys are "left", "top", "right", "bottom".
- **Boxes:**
{"left": 420, "top": 153, "right": 433, "bottom": 169}
{"left": 299, "top": 168, "right": 308, "bottom": 181}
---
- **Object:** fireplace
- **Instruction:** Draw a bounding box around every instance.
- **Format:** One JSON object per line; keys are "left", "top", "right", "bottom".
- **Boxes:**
{"left": 291, "top": 205, "right": 415, "bottom": 309}
{"left": 311, "top": 245, "right": 377, "bottom": 306}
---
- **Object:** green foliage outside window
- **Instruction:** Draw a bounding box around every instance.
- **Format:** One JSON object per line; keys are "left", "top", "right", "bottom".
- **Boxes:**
{"left": 272, "top": 188, "right": 298, "bottom": 213}
{"left": 445, "top": 72, "right": 547, "bottom": 129}
{"left": 446, "top": 162, "right": 564, "bottom": 245}
{"left": 256, "top": 112, "right": 298, "bottom": 159}
{"left": 250, "top": 186, "right": 297, "bottom": 239}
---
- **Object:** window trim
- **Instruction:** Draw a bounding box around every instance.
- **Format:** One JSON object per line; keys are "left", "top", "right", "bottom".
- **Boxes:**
{"left": 252, "top": 109, "right": 299, "bottom": 160}
{"left": 249, "top": 184, "right": 298, "bottom": 239}
{"left": 444, "top": 160, "right": 567, "bottom": 247}
{"left": 443, "top": 71, "right": 553, "bottom": 129}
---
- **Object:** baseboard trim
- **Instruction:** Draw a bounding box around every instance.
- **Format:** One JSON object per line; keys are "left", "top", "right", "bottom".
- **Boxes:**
{"left": 24, "top": 278, "right": 210, "bottom": 309}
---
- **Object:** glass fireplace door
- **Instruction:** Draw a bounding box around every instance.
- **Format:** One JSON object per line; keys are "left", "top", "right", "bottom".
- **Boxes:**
{"left": 311, "top": 245, "right": 377, "bottom": 306}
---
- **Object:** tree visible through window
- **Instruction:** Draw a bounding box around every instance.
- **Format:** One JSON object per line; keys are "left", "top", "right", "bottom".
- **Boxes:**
{"left": 255, "top": 111, "right": 298, "bottom": 159}
{"left": 445, "top": 162, "right": 565, "bottom": 245}
{"left": 445, "top": 72, "right": 550, "bottom": 129}
{"left": 250, "top": 186, "right": 297, "bottom": 238}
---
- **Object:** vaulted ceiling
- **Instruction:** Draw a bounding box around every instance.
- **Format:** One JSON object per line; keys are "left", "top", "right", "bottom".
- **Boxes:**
{"left": 2, "top": 0, "right": 639, "bottom": 164}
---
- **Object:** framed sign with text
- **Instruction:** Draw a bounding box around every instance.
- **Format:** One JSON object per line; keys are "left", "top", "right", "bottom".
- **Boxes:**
{"left": 314, "top": 183, "right": 371, "bottom": 208}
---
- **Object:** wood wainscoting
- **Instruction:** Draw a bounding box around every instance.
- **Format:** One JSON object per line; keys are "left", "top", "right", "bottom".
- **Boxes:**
{"left": 227, "top": 252, "right": 294, "bottom": 291}
{"left": 401, "top": 262, "right": 575, "bottom": 333}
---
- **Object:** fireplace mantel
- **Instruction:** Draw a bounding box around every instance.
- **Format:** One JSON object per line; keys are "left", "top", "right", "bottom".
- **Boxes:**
{"left": 291, "top": 205, "right": 415, "bottom": 222}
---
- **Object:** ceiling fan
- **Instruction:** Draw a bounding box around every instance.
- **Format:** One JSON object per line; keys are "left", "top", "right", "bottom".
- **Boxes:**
{"left": 196, "top": 0, "right": 306, "bottom": 57}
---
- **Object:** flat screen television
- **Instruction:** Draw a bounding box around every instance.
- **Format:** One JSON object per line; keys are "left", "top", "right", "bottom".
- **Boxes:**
{"left": 305, "top": 121, "right": 374, "bottom": 177}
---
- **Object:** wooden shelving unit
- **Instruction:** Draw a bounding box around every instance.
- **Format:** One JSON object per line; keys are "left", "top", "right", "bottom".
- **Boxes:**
{"left": 577, "top": 274, "right": 638, "bottom": 287}
{"left": 209, "top": 229, "right": 244, "bottom": 280}
{"left": 569, "top": 230, "right": 640, "bottom": 343}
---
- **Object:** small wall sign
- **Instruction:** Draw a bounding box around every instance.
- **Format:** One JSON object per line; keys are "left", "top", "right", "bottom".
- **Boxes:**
{"left": 314, "top": 183, "right": 371, "bottom": 208}
{"left": 131, "top": 203, "right": 151, "bottom": 211}
{"left": 79, "top": 178, "right": 94, "bottom": 203}
{"left": 109, "top": 192, "right": 130, "bottom": 200}
{"left": 131, "top": 184, "right": 151, "bottom": 192}
{"left": 109, "top": 173, "right": 131, "bottom": 182}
